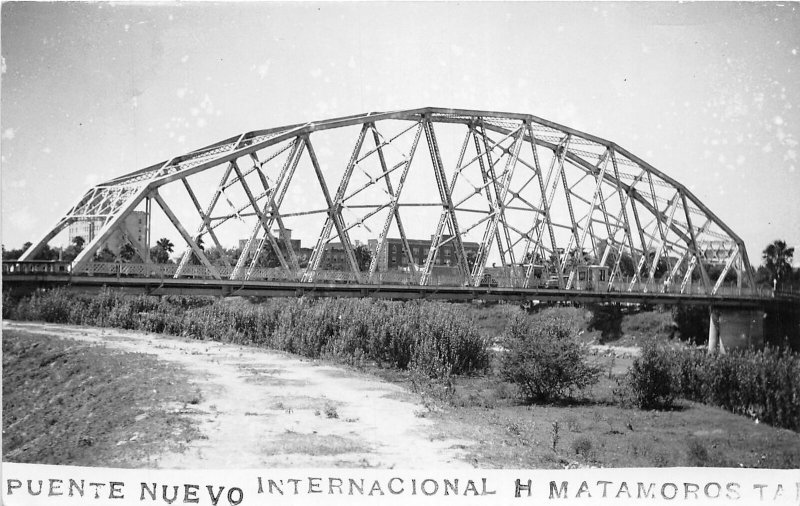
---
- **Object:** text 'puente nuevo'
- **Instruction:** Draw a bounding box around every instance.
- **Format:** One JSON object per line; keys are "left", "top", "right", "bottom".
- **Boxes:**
{"left": 17, "top": 107, "right": 757, "bottom": 298}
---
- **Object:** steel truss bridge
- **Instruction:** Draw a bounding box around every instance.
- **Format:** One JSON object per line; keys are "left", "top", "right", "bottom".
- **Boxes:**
{"left": 8, "top": 107, "right": 786, "bottom": 306}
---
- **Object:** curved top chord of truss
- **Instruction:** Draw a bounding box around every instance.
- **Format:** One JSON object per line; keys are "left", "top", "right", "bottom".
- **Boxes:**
{"left": 21, "top": 107, "right": 756, "bottom": 296}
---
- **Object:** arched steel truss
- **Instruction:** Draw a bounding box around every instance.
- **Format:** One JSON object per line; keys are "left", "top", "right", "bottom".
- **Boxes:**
{"left": 21, "top": 108, "right": 756, "bottom": 295}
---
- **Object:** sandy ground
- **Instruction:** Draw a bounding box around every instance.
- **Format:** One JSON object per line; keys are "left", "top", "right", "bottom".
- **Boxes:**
{"left": 3, "top": 321, "right": 474, "bottom": 469}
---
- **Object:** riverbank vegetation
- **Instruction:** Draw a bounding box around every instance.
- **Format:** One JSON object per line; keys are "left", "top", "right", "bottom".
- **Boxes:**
{"left": 4, "top": 289, "right": 799, "bottom": 467}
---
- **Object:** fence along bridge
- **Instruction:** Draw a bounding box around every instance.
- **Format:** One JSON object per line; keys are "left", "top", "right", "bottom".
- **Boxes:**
{"left": 6, "top": 108, "right": 784, "bottom": 309}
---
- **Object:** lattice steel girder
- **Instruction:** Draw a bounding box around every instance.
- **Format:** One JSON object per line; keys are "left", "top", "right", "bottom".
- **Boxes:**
{"left": 21, "top": 107, "right": 755, "bottom": 294}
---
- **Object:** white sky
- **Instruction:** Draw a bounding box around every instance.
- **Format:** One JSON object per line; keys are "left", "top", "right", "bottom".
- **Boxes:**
{"left": 1, "top": 1, "right": 798, "bottom": 265}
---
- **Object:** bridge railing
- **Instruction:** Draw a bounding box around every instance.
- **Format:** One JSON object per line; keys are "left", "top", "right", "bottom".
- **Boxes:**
{"left": 2, "top": 260, "right": 72, "bottom": 275}
{"left": 4, "top": 260, "right": 797, "bottom": 299}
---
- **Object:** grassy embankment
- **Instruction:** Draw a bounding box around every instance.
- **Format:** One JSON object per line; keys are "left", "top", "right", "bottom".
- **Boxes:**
{"left": 2, "top": 330, "right": 202, "bottom": 467}
{"left": 3, "top": 290, "right": 799, "bottom": 468}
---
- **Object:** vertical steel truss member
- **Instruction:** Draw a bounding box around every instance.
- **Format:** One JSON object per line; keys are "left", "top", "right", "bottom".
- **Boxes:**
{"left": 477, "top": 120, "right": 515, "bottom": 267}
{"left": 470, "top": 125, "right": 523, "bottom": 286}
{"left": 175, "top": 132, "right": 249, "bottom": 277}
{"left": 22, "top": 108, "right": 755, "bottom": 297}
{"left": 303, "top": 127, "right": 369, "bottom": 283}
{"left": 565, "top": 150, "right": 610, "bottom": 289}
{"left": 420, "top": 117, "right": 470, "bottom": 285}
{"left": 153, "top": 190, "right": 220, "bottom": 279}
{"left": 522, "top": 121, "right": 561, "bottom": 285}
{"left": 471, "top": 125, "right": 506, "bottom": 268}
{"left": 367, "top": 122, "right": 423, "bottom": 279}
{"left": 245, "top": 140, "right": 305, "bottom": 280}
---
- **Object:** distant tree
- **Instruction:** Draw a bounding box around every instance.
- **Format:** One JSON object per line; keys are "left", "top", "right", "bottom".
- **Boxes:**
{"left": 151, "top": 237, "right": 175, "bottom": 264}
{"left": 62, "top": 236, "right": 86, "bottom": 260}
{"left": 2, "top": 242, "right": 33, "bottom": 260}
{"left": 466, "top": 250, "right": 478, "bottom": 271}
{"left": 354, "top": 244, "right": 372, "bottom": 271}
{"left": 95, "top": 246, "right": 116, "bottom": 263}
{"left": 33, "top": 244, "right": 60, "bottom": 261}
{"left": 204, "top": 246, "right": 241, "bottom": 265}
{"left": 188, "top": 236, "right": 207, "bottom": 265}
{"left": 119, "top": 243, "right": 138, "bottom": 262}
{"left": 762, "top": 239, "right": 795, "bottom": 289}
{"left": 639, "top": 250, "right": 669, "bottom": 279}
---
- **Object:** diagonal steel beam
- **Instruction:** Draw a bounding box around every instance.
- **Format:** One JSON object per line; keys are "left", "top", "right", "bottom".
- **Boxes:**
{"left": 303, "top": 128, "right": 368, "bottom": 282}
{"left": 470, "top": 125, "right": 523, "bottom": 285}
{"left": 246, "top": 139, "right": 305, "bottom": 279}
{"left": 420, "top": 118, "right": 470, "bottom": 284}
{"left": 182, "top": 178, "right": 232, "bottom": 268}
{"left": 367, "top": 121, "right": 423, "bottom": 277}
{"left": 153, "top": 191, "right": 220, "bottom": 280}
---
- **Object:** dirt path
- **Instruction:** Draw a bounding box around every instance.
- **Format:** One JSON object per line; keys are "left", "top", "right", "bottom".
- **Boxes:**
{"left": 3, "top": 321, "right": 474, "bottom": 469}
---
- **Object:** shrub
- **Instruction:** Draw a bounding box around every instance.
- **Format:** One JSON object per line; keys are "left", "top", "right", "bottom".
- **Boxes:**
{"left": 621, "top": 310, "right": 675, "bottom": 340}
{"left": 615, "top": 340, "right": 676, "bottom": 409}
{"left": 571, "top": 435, "right": 595, "bottom": 461}
{"left": 615, "top": 342, "right": 800, "bottom": 431}
{"left": 3, "top": 289, "right": 490, "bottom": 380}
{"left": 685, "top": 438, "right": 710, "bottom": 467}
{"left": 500, "top": 313, "right": 601, "bottom": 403}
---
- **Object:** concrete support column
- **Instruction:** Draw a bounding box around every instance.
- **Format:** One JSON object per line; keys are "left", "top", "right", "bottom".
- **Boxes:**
{"left": 707, "top": 307, "right": 721, "bottom": 354}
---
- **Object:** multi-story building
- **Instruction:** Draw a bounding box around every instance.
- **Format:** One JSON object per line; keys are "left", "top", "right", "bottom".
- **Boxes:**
{"left": 68, "top": 211, "right": 146, "bottom": 254}
{"left": 368, "top": 236, "right": 480, "bottom": 272}
{"left": 238, "top": 229, "right": 312, "bottom": 267}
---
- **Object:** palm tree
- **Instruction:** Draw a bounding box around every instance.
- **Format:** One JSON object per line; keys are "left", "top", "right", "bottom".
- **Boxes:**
{"left": 762, "top": 240, "right": 795, "bottom": 289}
{"left": 156, "top": 237, "right": 174, "bottom": 254}
{"left": 152, "top": 237, "right": 175, "bottom": 264}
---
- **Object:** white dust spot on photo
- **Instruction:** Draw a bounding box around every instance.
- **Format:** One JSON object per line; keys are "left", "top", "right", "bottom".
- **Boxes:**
{"left": 8, "top": 179, "right": 27, "bottom": 189}
{"left": 0, "top": 56, "right": 6, "bottom": 75}
{"left": 2, "top": 128, "right": 16, "bottom": 140}
{"left": 310, "top": 68, "right": 323, "bottom": 79}
{"left": 257, "top": 62, "right": 271, "bottom": 79}
{"left": 181, "top": 55, "right": 189, "bottom": 64}
{"left": 176, "top": 88, "right": 188, "bottom": 99}
{"left": 200, "top": 94, "right": 214, "bottom": 114}
{"left": 773, "top": 116, "right": 784, "bottom": 126}
{"left": 348, "top": 56, "right": 357, "bottom": 69}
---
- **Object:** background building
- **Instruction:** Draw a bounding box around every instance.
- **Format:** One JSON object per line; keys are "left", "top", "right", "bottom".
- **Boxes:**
{"left": 368, "top": 236, "right": 479, "bottom": 271}
{"left": 68, "top": 211, "right": 146, "bottom": 254}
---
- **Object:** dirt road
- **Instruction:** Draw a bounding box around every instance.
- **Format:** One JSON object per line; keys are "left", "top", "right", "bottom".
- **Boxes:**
{"left": 3, "top": 321, "right": 474, "bottom": 469}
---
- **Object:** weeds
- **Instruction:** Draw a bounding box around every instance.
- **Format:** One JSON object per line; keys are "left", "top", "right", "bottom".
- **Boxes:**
{"left": 550, "top": 421, "right": 560, "bottom": 452}
{"left": 616, "top": 341, "right": 800, "bottom": 431}
{"left": 570, "top": 435, "right": 595, "bottom": 461}
{"left": 614, "top": 340, "right": 676, "bottom": 410}
{"left": 685, "top": 438, "right": 710, "bottom": 467}
{"left": 324, "top": 404, "right": 339, "bottom": 419}
{"left": 5, "top": 288, "right": 490, "bottom": 380}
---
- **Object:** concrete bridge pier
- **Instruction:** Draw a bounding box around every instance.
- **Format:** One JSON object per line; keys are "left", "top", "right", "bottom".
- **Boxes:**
{"left": 707, "top": 306, "right": 765, "bottom": 354}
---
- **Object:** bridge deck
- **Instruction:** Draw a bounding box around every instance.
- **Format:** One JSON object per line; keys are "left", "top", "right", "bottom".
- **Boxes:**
{"left": 5, "top": 273, "right": 795, "bottom": 309}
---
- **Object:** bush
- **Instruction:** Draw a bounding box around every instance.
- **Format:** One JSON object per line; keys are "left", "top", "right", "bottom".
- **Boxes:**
{"left": 500, "top": 313, "right": 601, "bottom": 403}
{"left": 615, "top": 342, "right": 800, "bottom": 431}
{"left": 3, "top": 289, "right": 490, "bottom": 380}
{"left": 570, "top": 435, "right": 595, "bottom": 461}
{"left": 614, "top": 340, "right": 676, "bottom": 409}
{"left": 621, "top": 310, "right": 675, "bottom": 340}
